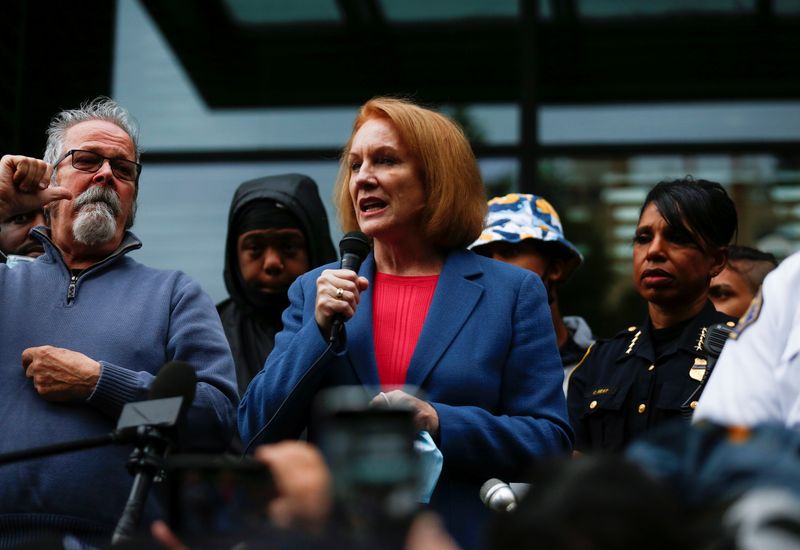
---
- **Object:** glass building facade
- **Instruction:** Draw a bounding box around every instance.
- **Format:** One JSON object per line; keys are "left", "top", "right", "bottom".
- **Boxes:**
{"left": 111, "top": 0, "right": 800, "bottom": 335}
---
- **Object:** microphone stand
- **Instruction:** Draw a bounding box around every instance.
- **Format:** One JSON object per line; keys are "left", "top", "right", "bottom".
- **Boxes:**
{"left": 0, "top": 423, "right": 174, "bottom": 547}
{"left": 0, "top": 396, "right": 184, "bottom": 546}
{"left": 0, "top": 397, "right": 183, "bottom": 467}
{"left": 111, "top": 425, "right": 173, "bottom": 546}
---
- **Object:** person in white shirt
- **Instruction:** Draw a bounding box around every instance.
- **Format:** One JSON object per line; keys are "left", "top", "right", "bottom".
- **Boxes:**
{"left": 694, "top": 250, "right": 800, "bottom": 428}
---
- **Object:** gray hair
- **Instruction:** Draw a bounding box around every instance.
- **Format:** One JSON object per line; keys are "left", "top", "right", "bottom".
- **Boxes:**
{"left": 43, "top": 96, "right": 141, "bottom": 170}
{"left": 43, "top": 97, "right": 140, "bottom": 229}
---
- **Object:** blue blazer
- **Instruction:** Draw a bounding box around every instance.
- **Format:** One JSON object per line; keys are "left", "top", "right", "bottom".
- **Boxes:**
{"left": 239, "top": 249, "right": 573, "bottom": 548}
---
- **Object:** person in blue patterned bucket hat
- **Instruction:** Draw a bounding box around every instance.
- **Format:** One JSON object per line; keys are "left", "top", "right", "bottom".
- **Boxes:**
{"left": 469, "top": 193, "right": 594, "bottom": 394}
{"left": 471, "top": 193, "right": 583, "bottom": 279}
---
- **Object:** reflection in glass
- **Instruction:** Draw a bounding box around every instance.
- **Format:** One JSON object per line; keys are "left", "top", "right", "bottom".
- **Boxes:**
{"left": 223, "top": 0, "right": 341, "bottom": 24}
{"left": 577, "top": 0, "right": 754, "bottom": 18}
{"left": 382, "top": 0, "right": 517, "bottom": 22}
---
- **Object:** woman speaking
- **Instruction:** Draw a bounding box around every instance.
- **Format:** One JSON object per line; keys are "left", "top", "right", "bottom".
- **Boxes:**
{"left": 239, "top": 97, "right": 572, "bottom": 547}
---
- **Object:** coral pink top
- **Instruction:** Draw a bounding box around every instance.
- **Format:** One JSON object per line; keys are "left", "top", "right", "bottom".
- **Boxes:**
{"left": 372, "top": 272, "right": 439, "bottom": 387}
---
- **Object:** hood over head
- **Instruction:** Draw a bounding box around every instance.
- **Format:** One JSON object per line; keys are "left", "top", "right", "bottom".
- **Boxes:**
{"left": 223, "top": 173, "right": 337, "bottom": 311}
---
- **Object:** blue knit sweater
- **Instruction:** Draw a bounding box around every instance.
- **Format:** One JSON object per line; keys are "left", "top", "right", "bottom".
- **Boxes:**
{"left": 0, "top": 229, "right": 238, "bottom": 545}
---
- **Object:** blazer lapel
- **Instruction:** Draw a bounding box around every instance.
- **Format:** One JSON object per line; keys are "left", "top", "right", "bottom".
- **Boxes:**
{"left": 346, "top": 253, "right": 380, "bottom": 387}
{"left": 405, "top": 250, "right": 484, "bottom": 387}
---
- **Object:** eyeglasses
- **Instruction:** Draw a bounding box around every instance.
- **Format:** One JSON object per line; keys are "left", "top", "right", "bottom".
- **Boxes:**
{"left": 55, "top": 149, "right": 142, "bottom": 182}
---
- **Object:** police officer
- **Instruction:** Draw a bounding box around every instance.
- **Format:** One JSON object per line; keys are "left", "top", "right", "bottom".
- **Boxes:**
{"left": 568, "top": 177, "right": 738, "bottom": 453}
{"left": 694, "top": 250, "right": 799, "bottom": 428}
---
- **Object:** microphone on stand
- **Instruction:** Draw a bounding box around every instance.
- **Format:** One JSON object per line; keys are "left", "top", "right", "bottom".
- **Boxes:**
{"left": 329, "top": 231, "right": 370, "bottom": 344}
{"left": 147, "top": 359, "right": 197, "bottom": 418}
{"left": 111, "top": 361, "right": 197, "bottom": 546}
{"left": 480, "top": 478, "right": 519, "bottom": 513}
{"left": 0, "top": 363, "right": 197, "bottom": 466}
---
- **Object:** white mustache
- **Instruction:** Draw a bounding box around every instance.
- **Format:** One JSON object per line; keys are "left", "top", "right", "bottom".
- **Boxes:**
{"left": 73, "top": 186, "right": 121, "bottom": 216}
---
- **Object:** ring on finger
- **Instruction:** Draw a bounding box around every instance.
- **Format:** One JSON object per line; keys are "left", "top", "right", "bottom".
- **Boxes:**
{"left": 335, "top": 287, "right": 344, "bottom": 299}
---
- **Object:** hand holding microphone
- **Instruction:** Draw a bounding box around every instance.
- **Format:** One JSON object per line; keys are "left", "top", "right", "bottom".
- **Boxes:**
{"left": 315, "top": 231, "right": 371, "bottom": 344}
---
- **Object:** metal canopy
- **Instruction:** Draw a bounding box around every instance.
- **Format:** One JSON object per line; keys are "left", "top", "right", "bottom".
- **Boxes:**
{"left": 140, "top": 0, "right": 800, "bottom": 108}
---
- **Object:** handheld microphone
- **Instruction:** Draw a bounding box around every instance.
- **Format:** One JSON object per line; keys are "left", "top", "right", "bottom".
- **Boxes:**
{"left": 329, "top": 231, "right": 370, "bottom": 344}
{"left": 682, "top": 322, "right": 734, "bottom": 417}
{"left": 112, "top": 361, "right": 197, "bottom": 546}
{"left": 480, "top": 478, "right": 519, "bottom": 513}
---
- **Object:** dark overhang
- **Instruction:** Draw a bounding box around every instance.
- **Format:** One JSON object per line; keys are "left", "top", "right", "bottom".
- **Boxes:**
{"left": 140, "top": 0, "right": 800, "bottom": 108}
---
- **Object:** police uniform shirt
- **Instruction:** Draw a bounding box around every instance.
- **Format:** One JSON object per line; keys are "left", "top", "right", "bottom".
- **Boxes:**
{"left": 567, "top": 300, "right": 735, "bottom": 453}
{"left": 694, "top": 251, "right": 800, "bottom": 428}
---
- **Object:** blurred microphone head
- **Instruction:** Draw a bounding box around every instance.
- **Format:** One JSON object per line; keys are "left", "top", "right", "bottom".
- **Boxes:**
{"left": 149, "top": 360, "right": 197, "bottom": 418}
{"left": 339, "top": 231, "right": 370, "bottom": 271}
{"left": 480, "top": 478, "right": 518, "bottom": 513}
{"left": 115, "top": 362, "right": 198, "bottom": 437}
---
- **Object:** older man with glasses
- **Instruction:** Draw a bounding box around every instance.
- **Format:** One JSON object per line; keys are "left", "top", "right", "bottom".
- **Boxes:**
{"left": 0, "top": 97, "right": 237, "bottom": 546}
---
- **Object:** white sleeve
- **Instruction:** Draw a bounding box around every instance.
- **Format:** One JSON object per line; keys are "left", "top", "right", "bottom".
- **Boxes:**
{"left": 694, "top": 253, "right": 800, "bottom": 428}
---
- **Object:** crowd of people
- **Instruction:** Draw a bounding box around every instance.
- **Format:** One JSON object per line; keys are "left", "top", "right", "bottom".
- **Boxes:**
{"left": 1, "top": 95, "right": 798, "bottom": 550}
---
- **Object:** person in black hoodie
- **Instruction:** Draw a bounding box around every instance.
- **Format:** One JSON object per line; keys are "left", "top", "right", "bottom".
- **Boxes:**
{"left": 218, "top": 174, "right": 337, "bottom": 395}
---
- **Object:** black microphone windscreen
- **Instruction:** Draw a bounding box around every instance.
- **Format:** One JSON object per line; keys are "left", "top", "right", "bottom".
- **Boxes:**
{"left": 338, "top": 231, "right": 370, "bottom": 266}
{"left": 328, "top": 231, "right": 370, "bottom": 344}
{"left": 149, "top": 361, "right": 197, "bottom": 416}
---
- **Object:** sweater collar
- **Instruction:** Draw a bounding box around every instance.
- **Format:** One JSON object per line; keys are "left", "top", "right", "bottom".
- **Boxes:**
{"left": 31, "top": 226, "right": 142, "bottom": 269}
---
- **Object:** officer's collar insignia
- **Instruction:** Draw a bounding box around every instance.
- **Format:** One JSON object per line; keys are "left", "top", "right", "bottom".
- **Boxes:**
{"left": 690, "top": 357, "right": 708, "bottom": 382}
{"left": 625, "top": 330, "right": 642, "bottom": 354}
{"left": 694, "top": 327, "right": 708, "bottom": 352}
{"left": 730, "top": 288, "right": 763, "bottom": 340}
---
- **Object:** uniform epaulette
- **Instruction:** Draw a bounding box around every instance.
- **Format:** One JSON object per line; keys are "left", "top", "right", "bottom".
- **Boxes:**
{"left": 615, "top": 325, "right": 639, "bottom": 338}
